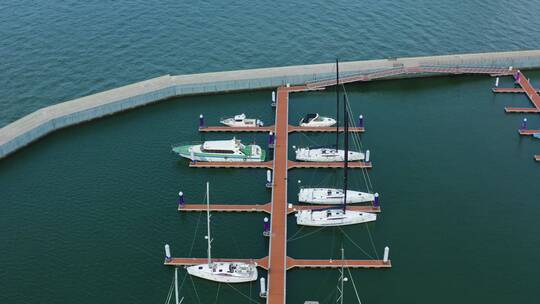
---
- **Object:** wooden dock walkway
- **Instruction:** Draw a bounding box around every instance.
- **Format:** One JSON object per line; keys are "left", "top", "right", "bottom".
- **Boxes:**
{"left": 493, "top": 88, "right": 540, "bottom": 93}
{"left": 188, "top": 160, "right": 372, "bottom": 170}
{"left": 288, "top": 160, "right": 371, "bottom": 169}
{"left": 519, "top": 129, "right": 540, "bottom": 136}
{"left": 499, "top": 71, "right": 540, "bottom": 113}
{"left": 199, "top": 126, "right": 274, "bottom": 132}
{"left": 177, "top": 203, "right": 381, "bottom": 214}
{"left": 189, "top": 161, "right": 273, "bottom": 169}
{"left": 198, "top": 125, "right": 365, "bottom": 133}
{"left": 288, "top": 126, "right": 364, "bottom": 133}
{"left": 286, "top": 257, "right": 391, "bottom": 270}
{"left": 165, "top": 257, "right": 269, "bottom": 270}
{"left": 168, "top": 85, "right": 388, "bottom": 304}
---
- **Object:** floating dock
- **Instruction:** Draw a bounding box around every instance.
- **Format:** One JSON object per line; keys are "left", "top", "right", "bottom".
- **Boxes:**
{"left": 177, "top": 203, "right": 381, "bottom": 214}
{"left": 492, "top": 88, "right": 540, "bottom": 93}
{"left": 188, "top": 160, "right": 372, "bottom": 169}
{"left": 166, "top": 257, "right": 270, "bottom": 270}
{"left": 189, "top": 161, "right": 274, "bottom": 169}
{"left": 286, "top": 257, "right": 391, "bottom": 270}
{"left": 519, "top": 129, "right": 540, "bottom": 136}
{"left": 198, "top": 125, "right": 365, "bottom": 133}
{"left": 168, "top": 85, "right": 388, "bottom": 304}
{"left": 498, "top": 71, "right": 540, "bottom": 113}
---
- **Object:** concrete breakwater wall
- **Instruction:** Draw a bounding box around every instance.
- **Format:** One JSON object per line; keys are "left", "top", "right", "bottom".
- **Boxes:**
{"left": 2, "top": 50, "right": 540, "bottom": 159}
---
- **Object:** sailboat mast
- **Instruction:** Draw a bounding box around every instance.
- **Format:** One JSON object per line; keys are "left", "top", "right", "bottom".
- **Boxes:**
{"left": 175, "top": 267, "right": 179, "bottom": 304}
{"left": 336, "top": 58, "right": 340, "bottom": 151}
{"left": 206, "top": 182, "right": 212, "bottom": 265}
{"left": 343, "top": 95, "right": 349, "bottom": 212}
{"left": 340, "top": 247, "right": 345, "bottom": 304}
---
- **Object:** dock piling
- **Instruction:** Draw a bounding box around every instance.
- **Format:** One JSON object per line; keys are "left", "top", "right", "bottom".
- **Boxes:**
{"left": 263, "top": 217, "right": 270, "bottom": 237}
{"left": 268, "top": 132, "right": 275, "bottom": 149}
{"left": 260, "top": 277, "right": 267, "bottom": 298}
{"left": 383, "top": 246, "right": 390, "bottom": 264}
{"left": 365, "top": 150, "right": 371, "bottom": 163}
{"left": 165, "top": 244, "right": 171, "bottom": 261}
{"left": 521, "top": 118, "right": 528, "bottom": 130}
{"left": 271, "top": 91, "right": 276, "bottom": 107}
{"left": 199, "top": 114, "right": 205, "bottom": 128}
{"left": 266, "top": 170, "right": 273, "bottom": 188}
{"left": 358, "top": 115, "right": 364, "bottom": 128}
{"left": 178, "top": 191, "right": 185, "bottom": 208}
{"left": 495, "top": 77, "right": 500, "bottom": 87}
{"left": 374, "top": 193, "right": 380, "bottom": 207}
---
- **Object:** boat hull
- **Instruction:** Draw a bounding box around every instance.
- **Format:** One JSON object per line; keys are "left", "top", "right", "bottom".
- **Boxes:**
{"left": 296, "top": 209, "right": 376, "bottom": 226}
{"left": 298, "top": 188, "right": 374, "bottom": 204}
{"left": 186, "top": 262, "right": 258, "bottom": 283}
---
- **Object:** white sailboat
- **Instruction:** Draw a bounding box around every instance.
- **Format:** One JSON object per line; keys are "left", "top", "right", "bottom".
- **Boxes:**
{"left": 295, "top": 147, "right": 364, "bottom": 162}
{"left": 295, "top": 59, "right": 365, "bottom": 162}
{"left": 220, "top": 113, "right": 264, "bottom": 127}
{"left": 298, "top": 188, "right": 374, "bottom": 204}
{"left": 186, "top": 182, "right": 258, "bottom": 283}
{"left": 296, "top": 95, "right": 376, "bottom": 227}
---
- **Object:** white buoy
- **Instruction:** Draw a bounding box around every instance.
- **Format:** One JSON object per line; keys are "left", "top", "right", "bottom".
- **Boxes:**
{"left": 259, "top": 277, "right": 267, "bottom": 298}
{"left": 383, "top": 246, "right": 390, "bottom": 263}
{"left": 288, "top": 203, "right": 293, "bottom": 209}
{"left": 509, "top": 66, "right": 513, "bottom": 71}
{"left": 495, "top": 77, "right": 500, "bottom": 87}
{"left": 297, "top": 180, "right": 302, "bottom": 184}
{"left": 365, "top": 150, "right": 371, "bottom": 162}
{"left": 165, "top": 244, "right": 171, "bottom": 260}
{"left": 286, "top": 83, "right": 290, "bottom": 88}
{"left": 272, "top": 91, "right": 276, "bottom": 102}
{"left": 267, "top": 170, "right": 272, "bottom": 183}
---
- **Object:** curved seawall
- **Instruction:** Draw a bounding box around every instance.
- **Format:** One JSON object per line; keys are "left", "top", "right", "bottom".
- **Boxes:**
{"left": 2, "top": 50, "right": 540, "bottom": 159}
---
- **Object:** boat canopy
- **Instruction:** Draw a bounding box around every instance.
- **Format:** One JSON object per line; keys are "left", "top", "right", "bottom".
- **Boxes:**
{"left": 302, "top": 113, "right": 318, "bottom": 122}
{"left": 234, "top": 113, "right": 246, "bottom": 121}
{"left": 202, "top": 138, "right": 239, "bottom": 151}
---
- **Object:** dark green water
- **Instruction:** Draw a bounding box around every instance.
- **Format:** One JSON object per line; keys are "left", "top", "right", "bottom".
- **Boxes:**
{"left": 1, "top": 73, "right": 539, "bottom": 303}
{"left": 2, "top": 0, "right": 540, "bottom": 303}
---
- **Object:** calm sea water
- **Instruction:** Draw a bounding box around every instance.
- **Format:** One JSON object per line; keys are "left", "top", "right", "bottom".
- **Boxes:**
{"left": 1, "top": 1, "right": 540, "bottom": 304}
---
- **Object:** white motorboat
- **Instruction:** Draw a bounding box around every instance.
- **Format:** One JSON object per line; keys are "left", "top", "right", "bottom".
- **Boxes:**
{"left": 220, "top": 114, "right": 264, "bottom": 128}
{"left": 172, "top": 138, "right": 265, "bottom": 162}
{"left": 299, "top": 113, "right": 336, "bottom": 127}
{"left": 295, "top": 147, "right": 365, "bottom": 162}
{"left": 298, "top": 188, "right": 374, "bottom": 204}
{"left": 186, "top": 182, "right": 258, "bottom": 283}
{"left": 296, "top": 208, "right": 376, "bottom": 226}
